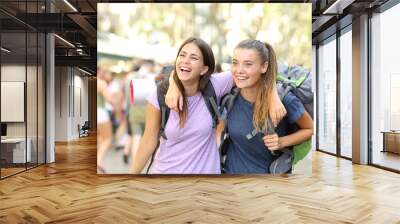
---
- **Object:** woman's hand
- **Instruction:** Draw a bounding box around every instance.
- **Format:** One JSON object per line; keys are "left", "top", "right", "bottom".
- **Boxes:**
{"left": 269, "top": 90, "right": 286, "bottom": 125}
{"left": 165, "top": 74, "right": 183, "bottom": 112}
{"left": 263, "top": 134, "right": 281, "bottom": 151}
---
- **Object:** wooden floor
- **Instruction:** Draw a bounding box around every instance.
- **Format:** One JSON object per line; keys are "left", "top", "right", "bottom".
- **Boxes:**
{"left": 1, "top": 163, "right": 44, "bottom": 178}
{"left": 372, "top": 150, "right": 400, "bottom": 171}
{"left": 0, "top": 167, "right": 26, "bottom": 178}
{"left": 0, "top": 135, "right": 400, "bottom": 223}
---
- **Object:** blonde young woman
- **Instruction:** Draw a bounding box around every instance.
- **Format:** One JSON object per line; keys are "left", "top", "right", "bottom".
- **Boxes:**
{"left": 223, "top": 40, "right": 314, "bottom": 174}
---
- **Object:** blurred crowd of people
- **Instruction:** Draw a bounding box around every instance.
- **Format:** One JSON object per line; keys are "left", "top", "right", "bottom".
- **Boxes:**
{"left": 97, "top": 59, "right": 224, "bottom": 173}
{"left": 97, "top": 59, "right": 169, "bottom": 173}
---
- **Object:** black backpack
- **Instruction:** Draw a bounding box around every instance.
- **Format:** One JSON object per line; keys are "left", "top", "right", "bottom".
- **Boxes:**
{"left": 146, "top": 80, "right": 220, "bottom": 173}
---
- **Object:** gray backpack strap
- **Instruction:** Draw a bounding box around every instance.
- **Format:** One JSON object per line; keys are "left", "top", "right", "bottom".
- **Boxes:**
{"left": 157, "top": 84, "right": 169, "bottom": 140}
{"left": 219, "top": 88, "right": 240, "bottom": 173}
{"left": 246, "top": 129, "right": 260, "bottom": 140}
{"left": 209, "top": 96, "right": 221, "bottom": 120}
{"left": 202, "top": 81, "right": 219, "bottom": 128}
{"left": 246, "top": 117, "right": 275, "bottom": 140}
{"left": 160, "top": 107, "right": 169, "bottom": 140}
{"left": 220, "top": 88, "right": 240, "bottom": 121}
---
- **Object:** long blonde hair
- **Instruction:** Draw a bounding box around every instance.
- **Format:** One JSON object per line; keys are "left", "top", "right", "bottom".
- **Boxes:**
{"left": 235, "top": 40, "right": 277, "bottom": 131}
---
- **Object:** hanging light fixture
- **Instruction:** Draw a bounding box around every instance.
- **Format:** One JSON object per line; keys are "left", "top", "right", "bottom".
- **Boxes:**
{"left": 1, "top": 47, "right": 11, "bottom": 53}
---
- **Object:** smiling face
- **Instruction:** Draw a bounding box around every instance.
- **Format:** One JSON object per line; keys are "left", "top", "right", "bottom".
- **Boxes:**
{"left": 175, "top": 42, "right": 209, "bottom": 84}
{"left": 231, "top": 48, "right": 268, "bottom": 89}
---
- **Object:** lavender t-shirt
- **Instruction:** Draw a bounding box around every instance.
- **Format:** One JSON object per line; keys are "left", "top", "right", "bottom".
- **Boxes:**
{"left": 147, "top": 72, "right": 233, "bottom": 174}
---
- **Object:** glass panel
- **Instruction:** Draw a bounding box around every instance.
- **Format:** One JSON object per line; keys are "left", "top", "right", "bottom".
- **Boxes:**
{"left": 371, "top": 4, "right": 400, "bottom": 171}
{"left": 1, "top": 31, "right": 27, "bottom": 177}
{"left": 0, "top": 1, "right": 46, "bottom": 178}
{"left": 340, "top": 29, "right": 352, "bottom": 158}
{"left": 318, "top": 37, "right": 337, "bottom": 154}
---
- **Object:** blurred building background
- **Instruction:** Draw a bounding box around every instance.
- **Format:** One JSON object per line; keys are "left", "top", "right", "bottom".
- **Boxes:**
{"left": 98, "top": 3, "right": 311, "bottom": 70}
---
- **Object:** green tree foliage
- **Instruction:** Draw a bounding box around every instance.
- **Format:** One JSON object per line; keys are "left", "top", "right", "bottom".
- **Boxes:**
{"left": 98, "top": 3, "right": 311, "bottom": 69}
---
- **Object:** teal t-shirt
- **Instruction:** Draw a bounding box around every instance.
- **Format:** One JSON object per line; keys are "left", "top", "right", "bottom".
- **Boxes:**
{"left": 224, "top": 91, "right": 305, "bottom": 174}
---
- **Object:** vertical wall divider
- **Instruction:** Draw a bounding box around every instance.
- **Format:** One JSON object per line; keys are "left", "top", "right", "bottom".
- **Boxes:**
{"left": 44, "top": 0, "right": 49, "bottom": 165}
{"left": 367, "top": 11, "right": 373, "bottom": 165}
{"left": 316, "top": 45, "right": 319, "bottom": 151}
{"left": 44, "top": 32, "right": 47, "bottom": 164}
{"left": 60, "top": 67, "right": 62, "bottom": 117}
{"left": 73, "top": 68, "right": 75, "bottom": 118}
{"left": 36, "top": 0, "right": 39, "bottom": 167}
{"left": 336, "top": 29, "right": 341, "bottom": 157}
{"left": 69, "top": 69, "right": 71, "bottom": 118}
{"left": 25, "top": 1, "right": 28, "bottom": 171}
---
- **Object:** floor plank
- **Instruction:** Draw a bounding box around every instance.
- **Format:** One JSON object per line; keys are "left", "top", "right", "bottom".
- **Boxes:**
{"left": 0, "top": 134, "right": 399, "bottom": 223}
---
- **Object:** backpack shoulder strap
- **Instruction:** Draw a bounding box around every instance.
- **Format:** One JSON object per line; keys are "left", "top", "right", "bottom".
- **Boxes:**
{"left": 246, "top": 117, "right": 276, "bottom": 140}
{"left": 157, "top": 84, "right": 169, "bottom": 140}
{"left": 220, "top": 87, "right": 240, "bottom": 122}
{"left": 202, "top": 81, "right": 220, "bottom": 128}
{"left": 219, "top": 87, "right": 240, "bottom": 148}
{"left": 218, "top": 87, "right": 240, "bottom": 173}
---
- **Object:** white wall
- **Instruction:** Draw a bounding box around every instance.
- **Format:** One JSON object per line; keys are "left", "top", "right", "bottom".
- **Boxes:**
{"left": 1, "top": 65, "right": 28, "bottom": 138}
{"left": 55, "top": 67, "right": 69, "bottom": 141}
{"left": 55, "top": 67, "right": 89, "bottom": 141}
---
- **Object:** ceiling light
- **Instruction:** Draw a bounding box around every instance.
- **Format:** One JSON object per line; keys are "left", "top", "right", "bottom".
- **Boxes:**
{"left": 78, "top": 67, "right": 92, "bottom": 76}
{"left": 54, "top": 34, "right": 75, "bottom": 48}
{"left": 63, "top": 0, "right": 78, "bottom": 12}
{"left": 323, "top": 0, "right": 355, "bottom": 15}
{"left": 1, "top": 47, "right": 11, "bottom": 53}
